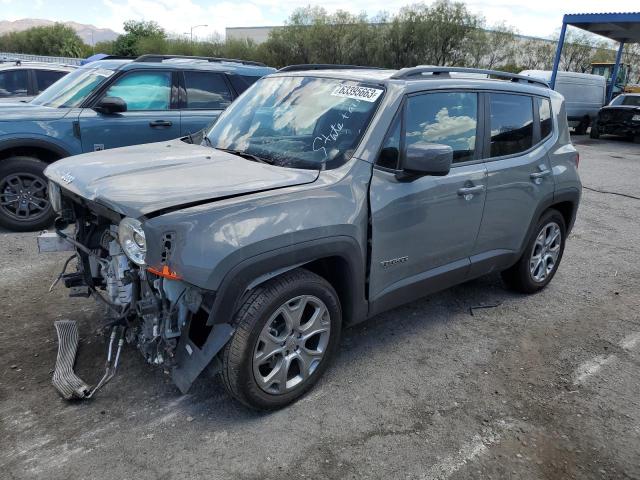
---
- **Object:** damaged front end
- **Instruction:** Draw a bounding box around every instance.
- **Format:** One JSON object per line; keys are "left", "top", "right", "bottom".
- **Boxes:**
{"left": 40, "top": 188, "right": 232, "bottom": 399}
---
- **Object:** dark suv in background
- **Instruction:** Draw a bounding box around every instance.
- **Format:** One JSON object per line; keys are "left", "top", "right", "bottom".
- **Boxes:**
{"left": 0, "top": 55, "right": 275, "bottom": 231}
{"left": 0, "top": 59, "right": 75, "bottom": 103}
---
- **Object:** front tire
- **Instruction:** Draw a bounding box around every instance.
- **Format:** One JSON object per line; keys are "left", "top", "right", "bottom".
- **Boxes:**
{"left": 501, "top": 209, "right": 567, "bottom": 294}
{"left": 0, "top": 157, "right": 54, "bottom": 231}
{"left": 221, "top": 269, "right": 342, "bottom": 410}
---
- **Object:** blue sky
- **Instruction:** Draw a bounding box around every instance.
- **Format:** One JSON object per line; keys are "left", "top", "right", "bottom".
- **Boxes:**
{"left": 2, "top": 0, "right": 638, "bottom": 40}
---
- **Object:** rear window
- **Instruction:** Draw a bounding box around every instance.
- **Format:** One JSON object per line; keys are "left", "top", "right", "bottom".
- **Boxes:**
{"left": 35, "top": 70, "right": 67, "bottom": 93}
{"left": 184, "top": 71, "right": 233, "bottom": 109}
{"left": 489, "top": 93, "right": 534, "bottom": 157}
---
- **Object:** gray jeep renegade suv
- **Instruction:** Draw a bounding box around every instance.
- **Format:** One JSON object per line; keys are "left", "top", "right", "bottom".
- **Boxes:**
{"left": 43, "top": 65, "right": 581, "bottom": 409}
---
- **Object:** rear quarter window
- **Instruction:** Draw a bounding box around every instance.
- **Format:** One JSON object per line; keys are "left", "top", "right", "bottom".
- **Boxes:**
{"left": 228, "top": 74, "right": 260, "bottom": 95}
{"left": 538, "top": 97, "right": 552, "bottom": 140}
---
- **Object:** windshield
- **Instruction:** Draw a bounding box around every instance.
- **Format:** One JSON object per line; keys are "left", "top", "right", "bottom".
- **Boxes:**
{"left": 609, "top": 95, "right": 640, "bottom": 107}
{"left": 206, "top": 76, "right": 384, "bottom": 169}
{"left": 610, "top": 95, "right": 640, "bottom": 107}
{"left": 31, "top": 67, "right": 114, "bottom": 108}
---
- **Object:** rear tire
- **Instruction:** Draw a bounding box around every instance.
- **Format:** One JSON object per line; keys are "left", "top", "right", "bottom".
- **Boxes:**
{"left": 501, "top": 209, "right": 567, "bottom": 294}
{"left": 221, "top": 269, "right": 342, "bottom": 410}
{"left": 589, "top": 120, "right": 600, "bottom": 139}
{"left": 0, "top": 156, "right": 54, "bottom": 232}
{"left": 574, "top": 118, "right": 588, "bottom": 135}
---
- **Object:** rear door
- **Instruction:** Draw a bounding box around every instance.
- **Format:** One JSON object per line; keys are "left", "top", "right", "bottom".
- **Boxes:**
{"left": 471, "top": 92, "right": 555, "bottom": 270}
{"left": 179, "top": 70, "right": 234, "bottom": 135}
{"left": 369, "top": 91, "right": 487, "bottom": 308}
{"left": 78, "top": 69, "right": 180, "bottom": 152}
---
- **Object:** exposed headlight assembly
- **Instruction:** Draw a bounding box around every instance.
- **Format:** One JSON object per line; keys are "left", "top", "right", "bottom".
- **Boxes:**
{"left": 118, "top": 217, "right": 147, "bottom": 266}
{"left": 632, "top": 114, "right": 640, "bottom": 122}
{"left": 48, "top": 181, "right": 62, "bottom": 213}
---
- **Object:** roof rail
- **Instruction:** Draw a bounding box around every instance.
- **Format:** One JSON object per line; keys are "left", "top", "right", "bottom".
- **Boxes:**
{"left": 390, "top": 66, "right": 549, "bottom": 88}
{"left": 278, "top": 64, "right": 383, "bottom": 72}
{"left": 133, "top": 54, "right": 266, "bottom": 67}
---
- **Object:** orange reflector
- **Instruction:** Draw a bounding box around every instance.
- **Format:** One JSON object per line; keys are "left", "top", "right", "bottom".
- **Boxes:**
{"left": 147, "top": 265, "right": 182, "bottom": 280}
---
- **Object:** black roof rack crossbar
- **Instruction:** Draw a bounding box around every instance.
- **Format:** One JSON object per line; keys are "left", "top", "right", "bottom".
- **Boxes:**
{"left": 390, "top": 66, "right": 549, "bottom": 88}
{"left": 278, "top": 64, "right": 384, "bottom": 72}
{"left": 134, "top": 54, "right": 267, "bottom": 67}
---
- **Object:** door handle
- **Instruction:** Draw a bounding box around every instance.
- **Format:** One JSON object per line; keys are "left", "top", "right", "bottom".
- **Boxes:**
{"left": 530, "top": 169, "right": 552, "bottom": 183}
{"left": 457, "top": 185, "right": 485, "bottom": 198}
{"left": 149, "top": 120, "right": 173, "bottom": 128}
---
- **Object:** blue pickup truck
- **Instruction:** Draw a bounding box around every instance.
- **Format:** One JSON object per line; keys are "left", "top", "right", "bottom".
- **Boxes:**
{"left": 0, "top": 54, "right": 275, "bottom": 231}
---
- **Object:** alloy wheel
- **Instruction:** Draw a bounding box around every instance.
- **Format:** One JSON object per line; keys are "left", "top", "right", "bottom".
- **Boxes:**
{"left": 0, "top": 173, "right": 51, "bottom": 223}
{"left": 529, "top": 221, "right": 562, "bottom": 283}
{"left": 253, "top": 295, "right": 331, "bottom": 395}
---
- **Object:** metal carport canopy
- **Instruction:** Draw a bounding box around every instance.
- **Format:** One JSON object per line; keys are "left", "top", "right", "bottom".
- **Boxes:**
{"left": 550, "top": 12, "right": 640, "bottom": 102}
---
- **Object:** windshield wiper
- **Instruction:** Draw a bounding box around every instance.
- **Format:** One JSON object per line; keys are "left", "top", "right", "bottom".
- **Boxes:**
{"left": 215, "top": 147, "right": 274, "bottom": 165}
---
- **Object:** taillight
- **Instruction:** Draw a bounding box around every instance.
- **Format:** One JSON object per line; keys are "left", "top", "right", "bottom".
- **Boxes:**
{"left": 575, "top": 152, "right": 580, "bottom": 168}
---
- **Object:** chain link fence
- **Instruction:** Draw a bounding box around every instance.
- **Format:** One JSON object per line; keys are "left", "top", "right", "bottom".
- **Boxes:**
{"left": 0, "top": 52, "right": 83, "bottom": 65}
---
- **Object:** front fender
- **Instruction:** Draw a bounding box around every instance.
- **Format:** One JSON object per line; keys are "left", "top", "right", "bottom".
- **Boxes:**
{"left": 170, "top": 235, "right": 367, "bottom": 394}
{"left": 0, "top": 132, "right": 79, "bottom": 158}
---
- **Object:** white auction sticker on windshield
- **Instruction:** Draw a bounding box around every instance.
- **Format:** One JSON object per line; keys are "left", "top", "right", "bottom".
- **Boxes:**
{"left": 331, "top": 84, "right": 383, "bottom": 102}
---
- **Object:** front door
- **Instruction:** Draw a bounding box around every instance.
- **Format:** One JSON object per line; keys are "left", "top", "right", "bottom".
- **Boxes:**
{"left": 79, "top": 70, "right": 180, "bottom": 152}
{"left": 369, "top": 91, "right": 487, "bottom": 310}
{"left": 472, "top": 93, "right": 556, "bottom": 264}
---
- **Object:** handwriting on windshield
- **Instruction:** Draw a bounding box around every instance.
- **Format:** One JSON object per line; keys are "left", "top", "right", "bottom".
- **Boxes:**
{"left": 312, "top": 100, "right": 361, "bottom": 160}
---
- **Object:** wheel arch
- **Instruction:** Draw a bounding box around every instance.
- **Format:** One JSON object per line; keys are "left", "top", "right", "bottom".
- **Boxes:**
{"left": 208, "top": 236, "right": 368, "bottom": 328}
{"left": 0, "top": 138, "right": 71, "bottom": 163}
{"left": 517, "top": 187, "right": 580, "bottom": 257}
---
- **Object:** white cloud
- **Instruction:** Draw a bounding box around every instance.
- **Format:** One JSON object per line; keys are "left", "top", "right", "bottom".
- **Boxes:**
{"left": 100, "top": 0, "right": 273, "bottom": 36}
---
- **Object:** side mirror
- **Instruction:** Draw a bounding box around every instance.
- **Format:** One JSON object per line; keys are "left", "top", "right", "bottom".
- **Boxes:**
{"left": 94, "top": 96, "right": 127, "bottom": 114}
{"left": 400, "top": 142, "right": 453, "bottom": 178}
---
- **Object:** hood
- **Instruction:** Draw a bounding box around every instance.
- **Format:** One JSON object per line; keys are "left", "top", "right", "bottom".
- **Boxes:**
{"left": 45, "top": 139, "right": 320, "bottom": 218}
{"left": 0, "top": 102, "right": 71, "bottom": 121}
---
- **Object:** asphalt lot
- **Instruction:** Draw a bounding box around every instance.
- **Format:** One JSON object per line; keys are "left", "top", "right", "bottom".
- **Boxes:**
{"left": 1, "top": 136, "right": 639, "bottom": 480}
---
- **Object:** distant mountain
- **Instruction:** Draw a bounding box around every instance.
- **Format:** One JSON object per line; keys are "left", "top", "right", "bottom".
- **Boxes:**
{"left": 0, "top": 19, "right": 119, "bottom": 44}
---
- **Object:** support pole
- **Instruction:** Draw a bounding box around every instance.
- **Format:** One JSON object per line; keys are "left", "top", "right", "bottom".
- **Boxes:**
{"left": 607, "top": 41, "right": 625, "bottom": 104}
{"left": 550, "top": 21, "right": 567, "bottom": 90}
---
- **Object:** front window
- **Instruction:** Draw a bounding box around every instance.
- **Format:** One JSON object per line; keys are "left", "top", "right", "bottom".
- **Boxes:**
{"left": 31, "top": 67, "right": 114, "bottom": 108}
{"left": 102, "top": 70, "right": 172, "bottom": 111}
{"left": 405, "top": 92, "right": 478, "bottom": 163}
{"left": 0, "top": 69, "right": 28, "bottom": 97}
{"left": 206, "top": 76, "right": 384, "bottom": 169}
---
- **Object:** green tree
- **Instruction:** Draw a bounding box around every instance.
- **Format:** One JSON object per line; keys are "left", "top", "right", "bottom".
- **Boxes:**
{"left": 466, "top": 22, "right": 517, "bottom": 69}
{"left": 0, "top": 23, "right": 87, "bottom": 57}
{"left": 557, "top": 29, "right": 604, "bottom": 73}
{"left": 384, "top": 1, "right": 480, "bottom": 68}
{"left": 112, "top": 20, "right": 166, "bottom": 57}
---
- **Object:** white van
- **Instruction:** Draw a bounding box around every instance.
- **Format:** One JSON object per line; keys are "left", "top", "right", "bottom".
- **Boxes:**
{"left": 520, "top": 70, "right": 606, "bottom": 134}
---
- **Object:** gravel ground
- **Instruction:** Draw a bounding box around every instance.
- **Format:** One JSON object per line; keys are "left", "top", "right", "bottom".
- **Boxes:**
{"left": 1, "top": 136, "right": 639, "bottom": 480}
